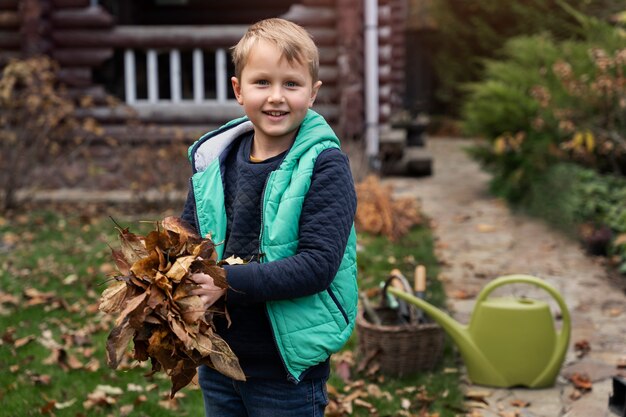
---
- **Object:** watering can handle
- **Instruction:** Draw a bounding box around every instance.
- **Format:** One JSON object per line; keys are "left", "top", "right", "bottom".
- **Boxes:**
{"left": 476, "top": 274, "right": 571, "bottom": 386}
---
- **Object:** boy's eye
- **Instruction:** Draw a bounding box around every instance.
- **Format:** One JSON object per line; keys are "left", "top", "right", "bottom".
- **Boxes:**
{"left": 256, "top": 80, "right": 269, "bottom": 86}
{"left": 285, "top": 81, "right": 298, "bottom": 88}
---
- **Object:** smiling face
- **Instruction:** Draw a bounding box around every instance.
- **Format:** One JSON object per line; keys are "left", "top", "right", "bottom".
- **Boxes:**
{"left": 231, "top": 39, "right": 322, "bottom": 156}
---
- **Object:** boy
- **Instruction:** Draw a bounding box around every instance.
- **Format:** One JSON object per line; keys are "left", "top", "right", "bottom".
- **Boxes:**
{"left": 180, "top": 18, "right": 358, "bottom": 417}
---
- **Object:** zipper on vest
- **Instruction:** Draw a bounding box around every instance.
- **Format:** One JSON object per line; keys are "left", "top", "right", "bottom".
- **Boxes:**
{"left": 257, "top": 173, "right": 272, "bottom": 261}
{"left": 189, "top": 178, "right": 201, "bottom": 235}
{"left": 327, "top": 287, "right": 350, "bottom": 325}
{"left": 259, "top": 172, "right": 297, "bottom": 383}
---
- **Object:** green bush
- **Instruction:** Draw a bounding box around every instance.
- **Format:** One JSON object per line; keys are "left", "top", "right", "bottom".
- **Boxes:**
{"left": 463, "top": 11, "right": 626, "bottom": 202}
{"left": 431, "top": 0, "right": 623, "bottom": 113}
{"left": 462, "top": 11, "right": 626, "bottom": 273}
{"left": 526, "top": 163, "right": 626, "bottom": 272}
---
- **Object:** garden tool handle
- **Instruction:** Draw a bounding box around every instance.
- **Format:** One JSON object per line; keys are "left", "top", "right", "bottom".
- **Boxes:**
{"left": 414, "top": 265, "right": 427, "bottom": 293}
{"left": 383, "top": 269, "right": 416, "bottom": 323}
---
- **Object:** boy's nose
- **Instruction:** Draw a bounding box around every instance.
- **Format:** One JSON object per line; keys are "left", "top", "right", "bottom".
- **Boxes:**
{"left": 267, "top": 86, "right": 285, "bottom": 103}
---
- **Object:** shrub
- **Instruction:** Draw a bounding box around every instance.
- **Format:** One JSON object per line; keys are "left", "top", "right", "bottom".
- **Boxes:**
{"left": 431, "top": 0, "right": 624, "bottom": 113}
{"left": 0, "top": 56, "right": 96, "bottom": 211}
{"left": 463, "top": 12, "right": 626, "bottom": 202}
{"left": 526, "top": 163, "right": 626, "bottom": 272}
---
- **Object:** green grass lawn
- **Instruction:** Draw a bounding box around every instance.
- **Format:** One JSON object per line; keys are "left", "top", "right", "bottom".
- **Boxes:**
{"left": 0, "top": 211, "right": 462, "bottom": 417}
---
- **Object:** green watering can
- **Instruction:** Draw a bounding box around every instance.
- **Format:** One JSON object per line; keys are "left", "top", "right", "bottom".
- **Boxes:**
{"left": 387, "top": 274, "right": 571, "bottom": 388}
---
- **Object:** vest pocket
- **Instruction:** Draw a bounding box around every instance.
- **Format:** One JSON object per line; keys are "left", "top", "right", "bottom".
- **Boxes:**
{"left": 326, "top": 287, "right": 349, "bottom": 326}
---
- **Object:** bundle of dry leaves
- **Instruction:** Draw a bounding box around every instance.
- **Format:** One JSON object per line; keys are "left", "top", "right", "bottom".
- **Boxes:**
{"left": 99, "top": 216, "right": 245, "bottom": 397}
{"left": 355, "top": 175, "right": 423, "bottom": 241}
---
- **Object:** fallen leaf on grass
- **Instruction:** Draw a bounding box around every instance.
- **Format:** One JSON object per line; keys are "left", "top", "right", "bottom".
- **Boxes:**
{"left": 54, "top": 399, "right": 77, "bottom": 409}
{"left": 14, "top": 335, "right": 35, "bottom": 348}
{"left": 40, "top": 400, "right": 56, "bottom": 415}
{"left": 0, "top": 291, "right": 19, "bottom": 306}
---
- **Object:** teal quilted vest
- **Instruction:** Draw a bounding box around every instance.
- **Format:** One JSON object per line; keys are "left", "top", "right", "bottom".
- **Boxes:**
{"left": 188, "top": 110, "right": 358, "bottom": 382}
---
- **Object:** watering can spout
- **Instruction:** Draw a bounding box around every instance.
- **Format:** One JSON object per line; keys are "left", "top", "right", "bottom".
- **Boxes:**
{"left": 386, "top": 287, "right": 509, "bottom": 386}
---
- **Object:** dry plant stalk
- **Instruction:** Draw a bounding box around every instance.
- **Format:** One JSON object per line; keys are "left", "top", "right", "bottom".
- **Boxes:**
{"left": 99, "top": 216, "right": 245, "bottom": 398}
{"left": 355, "top": 175, "right": 422, "bottom": 241}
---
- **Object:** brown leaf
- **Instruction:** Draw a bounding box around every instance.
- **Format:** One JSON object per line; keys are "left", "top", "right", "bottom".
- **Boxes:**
{"left": 166, "top": 256, "right": 195, "bottom": 282}
{"left": 450, "top": 289, "right": 476, "bottom": 299}
{"left": 14, "top": 335, "right": 35, "bottom": 348}
{"left": 161, "top": 216, "right": 200, "bottom": 242}
{"left": 40, "top": 400, "right": 56, "bottom": 415}
{"left": 190, "top": 262, "right": 228, "bottom": 288}
{"left": 118, "top": 227, "right": 149, "bottom": 264}
{"left": 207, "top": 332, "right": 246, "bottom": 381}
{"left": 111, "top": 248, "right": 131, "bottom": 275}
{"left": 99, "top": 281, "right": 129, "bottom": 314}
{"left": 176, "top": 296, "right": 206, "bottom": 325}
{"left": 191, "top": 332, "right": 213, "bottom": 357}
{"left": 106, "top": 319, "right": 135, "bottom": 369}
{"left": 169, "top": 359, "right": 198, "bottom": 398}
{"left": 510, "top": 399, "right": 530, "bottom": 407}
{"left": 115, "top": 291, "right": 148, "bottom": 326}
{"left": 574, "top": 339, "right": 591, "bottom": 358}
{"left": 569, "top": 373, "right": 593, "bottom": 391}
{"left": 130, "top": 251, "right": 160, "bottom": 281}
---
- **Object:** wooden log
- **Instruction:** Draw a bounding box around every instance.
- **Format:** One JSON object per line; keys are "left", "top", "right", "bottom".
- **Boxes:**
{"left": 314, "top": 86, "right": 339, "bottom": 104}
{"left": 50, "top": 0, "right": 89, "bottom": 8}
{"left": 52, "top": 48, "right": 113, "bottom": 66}
{"left": 0, "top": 30, "right": 19, "bottom": 48}
{"left": 74, "top": 102, "right": 245, "bottom": 124}
{"left": 308, "top": 27, "right": 336, "bottom": 46}
{"left": 57, "top": 67, "right": 92, "bottom": 87}
{"left": 319, "top": 66, "right": 338, "bottom": 84}
{"left": 301, "top": 0, "right": 335, "bottom": 6}
{"left": 0, "top": 0, "right": 18, "bottom": 11}
{"left": 88, "top": 124, "right": 218, "bottom": 144}
{"left": 131, "top": 8, "right": 290, "bottom": 25}
{"left": 50, "top": 5, "right": 114, "bottom": 28}
{"left": 0, "top": 50, "right": 20, "bottom": 65}
{"left": 53, "top": 25, "right": 338, "bottom": 48}
{"left": 280, "top": 5, "right": 335, "bottom": 27}
{"left": 318, "top": 46, "right": 338, "bottom": 65}
{"left": 52, "top": 25, "right": 248, "bottom": 48}
{"left": 66, "top": 85, "right": 109, "bottom": 103}
{"left": 74, "top": 102, "right": 339, "bottom": 125}
{"left": 0, "top": 11, "right": 19, "bottom": 28}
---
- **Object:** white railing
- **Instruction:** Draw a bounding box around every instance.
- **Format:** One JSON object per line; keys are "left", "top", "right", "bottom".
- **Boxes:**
{"left": 123, "top": 47, "right": 234, "bottom": 105}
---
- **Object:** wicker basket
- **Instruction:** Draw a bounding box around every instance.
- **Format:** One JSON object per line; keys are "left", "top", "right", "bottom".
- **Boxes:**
{"left": 356, "top": 275, "right": 445, "bottom": 377}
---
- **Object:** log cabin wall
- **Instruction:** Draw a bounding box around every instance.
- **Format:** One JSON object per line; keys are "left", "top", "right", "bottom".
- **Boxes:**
{"left": 0, "top": 0, "right": 24, "bottom": 65}
{"left": 2, "top": 0, "right": 407, "bottom": 147}
{"left": 378, "top": 0, "right": 407, "bottom": 124}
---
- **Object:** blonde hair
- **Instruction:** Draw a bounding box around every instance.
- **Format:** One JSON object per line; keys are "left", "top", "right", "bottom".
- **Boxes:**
{"left": 231, "top": 18, "right": 320, "bottom": 82}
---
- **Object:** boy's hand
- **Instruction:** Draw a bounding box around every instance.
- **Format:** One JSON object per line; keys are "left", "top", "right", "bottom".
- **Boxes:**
{"left": 190, "top": 273, "right": 227, "bottom": 308}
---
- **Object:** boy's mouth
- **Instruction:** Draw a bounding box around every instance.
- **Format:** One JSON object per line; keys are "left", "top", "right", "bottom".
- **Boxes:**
{"left": 263, "top": 111, "right": 289, "bottom": 117}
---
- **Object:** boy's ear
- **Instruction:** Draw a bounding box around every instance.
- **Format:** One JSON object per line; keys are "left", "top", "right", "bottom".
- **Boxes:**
{"left": 231, "top": 76, "right": 243, "bottom": 105}
{"left": 309, "top": 80, "right": 322, "bottom": 108}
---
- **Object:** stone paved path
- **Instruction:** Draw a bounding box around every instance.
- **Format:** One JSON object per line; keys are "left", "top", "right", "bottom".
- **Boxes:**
{"left": 386, "top": 138, "right": 626, "bottom": 417}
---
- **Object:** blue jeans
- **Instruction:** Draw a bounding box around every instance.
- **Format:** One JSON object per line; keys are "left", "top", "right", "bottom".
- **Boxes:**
{"left": 198, "top": 365, "right": 329, "bottom": 417}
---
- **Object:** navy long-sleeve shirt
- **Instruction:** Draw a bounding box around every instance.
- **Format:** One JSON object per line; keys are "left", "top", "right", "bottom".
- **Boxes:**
{"left": 181, "top": 132, "right": 357, "bottom": 379}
